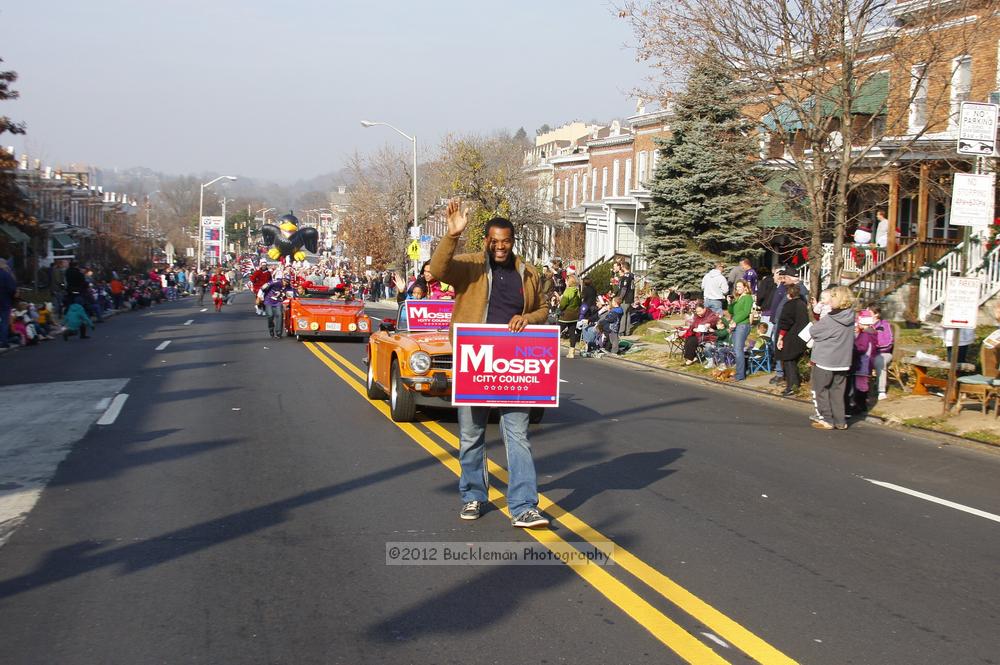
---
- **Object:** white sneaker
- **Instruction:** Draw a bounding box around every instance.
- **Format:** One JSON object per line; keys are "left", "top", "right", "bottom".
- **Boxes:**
{"left": 878, "top": 392, "right": 888, "bottom": 401}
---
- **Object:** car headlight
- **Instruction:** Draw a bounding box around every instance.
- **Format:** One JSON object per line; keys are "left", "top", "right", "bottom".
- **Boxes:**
{"left": 358, "top": 319, "right": 370, "bottom": 331}
{"left": 310, "top": 321, "right": 319, "bottom": 331}
{"left": 298, "top": 319, "right": 308, "bottom": 329}
{"left": 349, "top": 323, "right": 357, "bottom": 332}
{"left": 409, "top": 351, "right": 431, "bottom": 375}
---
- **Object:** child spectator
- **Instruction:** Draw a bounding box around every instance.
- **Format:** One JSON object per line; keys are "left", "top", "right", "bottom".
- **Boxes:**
{"left": 870, "top": 305, "right": 894, "bottom": 401}
{"left": 597, "top": 296, "right": 624, "bottom": 354}
{"left": 36, "top": 303, "right": 54, "bottom": 339}
{"left": 748, "top": 322, "right": 773, "bottom": 370}
{"left": 62, "top": 302, "right": 94, "bottom": 340}
{"left": 850, "top": 310, "right": 877, "bottom": 415}
{"left": 10, "top": 300, "right": 32, "bottom": 346}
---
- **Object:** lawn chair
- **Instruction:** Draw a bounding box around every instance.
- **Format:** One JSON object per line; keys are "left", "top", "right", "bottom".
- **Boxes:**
{"left": 956, "top": 343, "right": 999, "bottom": 414}
{"left": 747, "top": 339, "right": 774, "bottom": 375}
{"left": 664, "top": 328, "right": 686, "bottom": 356}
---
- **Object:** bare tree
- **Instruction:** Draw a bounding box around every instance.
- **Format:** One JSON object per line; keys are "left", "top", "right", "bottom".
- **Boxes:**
{"left": 429, "top": 131, "right": 557, "bottom": 257}
{"left": 624, "top": 0, "right": 996, "bottom": 291}
{"left": 340, "top": 146, "right": 416, "bottom": 269}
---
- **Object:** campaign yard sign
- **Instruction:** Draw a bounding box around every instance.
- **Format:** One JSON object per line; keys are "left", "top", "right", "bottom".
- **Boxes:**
{"left": 452, "top": 324, "right": 561, "bottom": 407}
{"left": 405, "top": 300, "right": 454, "bottom": 331}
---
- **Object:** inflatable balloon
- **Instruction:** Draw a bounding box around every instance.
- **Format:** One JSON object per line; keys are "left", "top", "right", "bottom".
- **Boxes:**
{"left": 259, "top": 212, "right": 320, "bottom": 263}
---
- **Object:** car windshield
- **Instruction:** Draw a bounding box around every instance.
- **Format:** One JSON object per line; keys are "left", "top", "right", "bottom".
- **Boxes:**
{"left": 299, "top": 297, "right": 358, "bottom": 306}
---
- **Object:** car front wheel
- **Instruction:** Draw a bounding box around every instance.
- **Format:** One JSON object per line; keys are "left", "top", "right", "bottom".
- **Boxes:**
{"left": 389, "top": 358, "right": 416, "bottom": 422}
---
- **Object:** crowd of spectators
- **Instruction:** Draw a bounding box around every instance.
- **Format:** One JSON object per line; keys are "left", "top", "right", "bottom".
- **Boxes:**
{"left": 1, "top": 259, "right": 203, "bottom": 350}
{"left": 644, "top": 257, "right": 901, "bottom": 430}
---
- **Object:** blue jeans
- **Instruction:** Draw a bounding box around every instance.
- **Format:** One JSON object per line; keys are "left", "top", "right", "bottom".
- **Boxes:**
{"left": 457, "top": 406, "right": 538, "bottom": 517}
{"left": 265, "top": 303, "right": 283, "bottom": 335}
{"left": 732, "top": 322, "right": 750, "bottom": 380}
{"left": 705, "top": 299, "right": 724, "bottom": 315}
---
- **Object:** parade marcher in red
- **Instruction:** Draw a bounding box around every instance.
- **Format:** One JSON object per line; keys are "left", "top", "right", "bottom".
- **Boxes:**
{"left": 249, "top": 261, "right": 272, "bottom": 316}
{"left": 209, "top": 267, "right": 230, "bottom": 312}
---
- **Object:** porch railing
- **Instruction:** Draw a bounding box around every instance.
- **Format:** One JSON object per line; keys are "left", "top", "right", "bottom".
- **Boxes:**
{"left": 846, "top": 239, "right": 954, "bottom": 305}
{"left": 799, "top": 243, "right": 886, "bottom": 291}
{"left": 918, "top": 240, "right": 1000, "bottom": 320}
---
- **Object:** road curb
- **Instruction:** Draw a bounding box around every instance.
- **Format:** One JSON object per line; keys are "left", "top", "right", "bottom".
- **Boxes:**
{"left": 597, "top": 350, "right": 1000, "bottom": 451}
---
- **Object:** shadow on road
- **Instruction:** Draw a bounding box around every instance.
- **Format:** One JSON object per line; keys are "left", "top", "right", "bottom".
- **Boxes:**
{"left": 0, "top": 455, "right": 440, "bottom": 600}
{"left": 541, "top": 448, "right": 685, "bottom": 513}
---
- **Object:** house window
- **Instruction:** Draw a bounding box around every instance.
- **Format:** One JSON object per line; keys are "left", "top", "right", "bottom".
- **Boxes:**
{"left": 564, "top": 178, "right": 569, "bottom": 209}
{"left": 870, "top": 115, "right": 886, "bottom": 139}
{"left": 613, "top": 159, "right": 620, "bottom": 197}
{"left": 949, "top": 56, "right": 972, "bottom": 130}
{"left": 591, "top": 167, "right": 598, "bottom": 200}
{"left": 624, "top": 158, "right": 632, "bottom": 194}
{"left": 572, "top": 173, "right": 579, "bottom": 208}
{"left": 555, "top": 178, "right": 561, "bottom": 200}
{"left": 637, "top": 151, "right": 648, "bottom": 186}
{"left": 909, "top": 64, "right": 928, "bottom": 133}
{"left": 602, "top": 167, "right": 608, "bottom": 198}
{"left": 651, "top": 150, "right": 659, "bottom": 174}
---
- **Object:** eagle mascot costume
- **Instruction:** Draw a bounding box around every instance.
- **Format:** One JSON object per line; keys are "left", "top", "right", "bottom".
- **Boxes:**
{"left": 259, "top": 212, "right": 319, "bottom": 263}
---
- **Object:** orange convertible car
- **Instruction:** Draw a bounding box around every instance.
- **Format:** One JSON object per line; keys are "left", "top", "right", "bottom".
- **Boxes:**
{"left": 364, "top": 301, "right": 543, "bottom": 424}
{"left": 286, "top": 288, "right": 372, "bottom": 340}
{"left": 364, "top": 301, "right": 452, "bottom": 421}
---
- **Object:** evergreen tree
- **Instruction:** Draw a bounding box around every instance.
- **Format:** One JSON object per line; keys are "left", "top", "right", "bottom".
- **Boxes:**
{"left": 0, "top": 58, "right": 30, "bottom": 229}
{"left": 645, "top": 55, "right": 764, "bottom": 291}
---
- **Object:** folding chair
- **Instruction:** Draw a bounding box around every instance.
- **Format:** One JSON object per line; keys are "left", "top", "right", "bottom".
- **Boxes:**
{"left": 957, "top": 344, "right": 999, "bottom": 414}
{"left": 747, "top": 340, "right": 774, "bottom": 375}
{"left": 664, "top": 328, "right": 686, "bottom": 356}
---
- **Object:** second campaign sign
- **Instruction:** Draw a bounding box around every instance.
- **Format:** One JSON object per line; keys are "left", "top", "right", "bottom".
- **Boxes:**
{"left": 452, "top": 324, "right": 561, "bottom": 407}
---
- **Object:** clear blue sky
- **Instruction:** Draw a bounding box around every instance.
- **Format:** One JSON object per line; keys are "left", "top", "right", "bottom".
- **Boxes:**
{"left": 1, "top": 0, "right": 649, "bottom": 182}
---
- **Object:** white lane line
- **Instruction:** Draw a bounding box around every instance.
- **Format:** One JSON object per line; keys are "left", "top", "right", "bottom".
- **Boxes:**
{"left": 96, "top": 394, "right": 129, "bottom": 425}
{"left": 864, "top": 478, "right": 1000, "bottom": 524}
{"left": 200, "top": 308, "right": 208, "bottom": 312}
{"left": 700, "top": 632, "right": 731, "bottom": 649}
{"left": 155, "top": 340, "right": 171, "bottom": 351}
{"left": 95, "top": 397, "right": 111, "bottom": 411}
{"left": 183, "top": 319, "right": 193, "bottom": 326}
{"left": 559, "top": 379, "right": 569, "bottom": 383}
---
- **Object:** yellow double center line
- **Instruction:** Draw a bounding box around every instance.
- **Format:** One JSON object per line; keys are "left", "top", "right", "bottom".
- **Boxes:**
{"left": 304, "top": 341, "right": 798, "bottom": 665}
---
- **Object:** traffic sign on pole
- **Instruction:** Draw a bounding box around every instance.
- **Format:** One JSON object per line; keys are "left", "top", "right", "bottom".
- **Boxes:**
{"left": 941, "top": 276, "right": 981, "bottom": 329}
{"left": 950, "top": 173, "right": 995, "bottom": 226}
{"left": 957, "top": 102, "right": 998, "bottom": 155}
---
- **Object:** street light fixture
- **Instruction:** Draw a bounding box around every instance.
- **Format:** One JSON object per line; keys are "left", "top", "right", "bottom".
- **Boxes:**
{"left": 361, "top": 119, "right": 417, "bottom": 275}
{"left": 197, "top": 175, "right": 238, "bottom": 271}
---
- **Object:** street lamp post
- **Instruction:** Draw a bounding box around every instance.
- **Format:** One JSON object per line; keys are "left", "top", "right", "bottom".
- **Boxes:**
{"left": 361, "top": 120, "right": 417, "bottom": 275}
{"left": 253, "top": 207, "right": 274, "bottom": 257}
{"left": 197, "top": 175, "right": 237, "bottom": 272}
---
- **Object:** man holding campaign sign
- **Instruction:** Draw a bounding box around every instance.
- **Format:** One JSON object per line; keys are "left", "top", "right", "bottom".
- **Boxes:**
{"left": 429, "top": 199, "right": 554, "bottom": 528}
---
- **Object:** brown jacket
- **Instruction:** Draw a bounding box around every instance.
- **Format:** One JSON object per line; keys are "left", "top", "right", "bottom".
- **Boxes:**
{"left": 429, "top": 234, "right": 548, "bottom": 336}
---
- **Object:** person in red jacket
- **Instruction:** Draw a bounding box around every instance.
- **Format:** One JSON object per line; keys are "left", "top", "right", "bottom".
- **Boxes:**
{"left": 209, "top": 267, "right": 230, "bottom": 312}
{"left": 249, "top": 262, "right": 272, "bottom": 316}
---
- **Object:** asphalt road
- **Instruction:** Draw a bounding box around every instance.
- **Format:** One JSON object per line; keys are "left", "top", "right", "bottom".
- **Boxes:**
{"left": 0, "top": 294, "right": 998, "bottom": 665}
